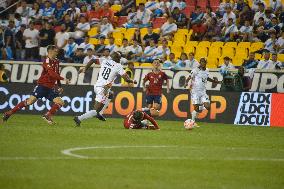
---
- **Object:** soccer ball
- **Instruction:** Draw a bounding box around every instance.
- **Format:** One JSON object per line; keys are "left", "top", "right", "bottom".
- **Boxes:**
{"left": 184, "top": 119, "right": 195, "bottom": 130}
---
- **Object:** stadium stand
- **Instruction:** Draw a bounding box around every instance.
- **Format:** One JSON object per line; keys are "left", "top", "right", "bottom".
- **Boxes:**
{"left": 0, "top": 0, "right": 283, "bottom": 69}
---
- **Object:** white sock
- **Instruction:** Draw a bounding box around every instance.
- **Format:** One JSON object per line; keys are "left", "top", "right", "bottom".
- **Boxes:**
{"left": 191, "top": 110, "right": 199, "bottom": 122}
{"left": 78, "top": 110, "right": 97, "bottom": 121}
{"left": 99, "top": 98, "right": 111, "bottom": 115}
{"left": 142, "top": 107, "right": 150, "bottom": 111}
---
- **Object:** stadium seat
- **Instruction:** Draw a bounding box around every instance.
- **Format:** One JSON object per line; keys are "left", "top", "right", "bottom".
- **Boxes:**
{"left": 136, "top": 0, "right": 147, "bottom": 6}
{"left": 221, "top": 46, "right": 235, "bottom": 58}
{"left": 173, "top": 40, "right": 186, "bottom": 46}
{"left": 133, "top": 62, "right": 140, "bottom": 67}
{"left": 153, "top": 28, "right": 160, "bottom": 33}
{"left": 182, "top": 6, "right": 193, "bottom": 17}
{"left": 174, "top": 33, "right": 186, "bottom": 44}
{"left": 207, "top": 57, "right": 219, "bottom": 68}
{"left": 278, "top": 54, "right": 284, "bottom": 62}
{"left": 184, "top": 41, "right": 198, "bottom": 54}
{"left": 113, "top": 32, "right": 124, "bottom": 41}
{"left": 250, "top": 42, "right": 264, "bottom": 52}
{"left": 210, "top": 0, "right": 221, "bottom": 11}
{"left": 167, "top": 41, "right": 173, "bottom": 47}
{"left": 195, "top": 46, "right": 208, "bottom": 60}
{"left": 114, "top": 27, "right": 126, "bottom": 34}
{"left": 171, "top": 45, "right": 183, "bottom": 54}
{"left": 198, "top": 41, "right": 211, "bottom": 48}
{"left": 89, "top": 38, "right": 98, "bottom": 45}
{"left": 208, "top": 46, "right": 222, "bottom": 58}
{"left": 115, "top": 38, "right": 122, "bottom": 46}
{"left": 111, "top": 4, "right": 122, "bottom": 12}
{"left": 140, "top": 28, "right": 148, "bottom": 38}
{"left": 187, "top": 29, "right": 193, "bottom": 40}
{"left": 185, "top": 0, "right": 196, "bottom": 6}
{"left": 140, "top": 63, "right": 153, "bottom": 67}
{"left": 153, "top": 17, "right": 167, "bottom": 28}
{"left": 186, "top": 41, "right": 199, "bottom": 48}
{"left": 238, "top": 42, "right": 251, "bottom": 49}
{"left": 224, "top": 42, "right": 237, "bottom": 48}
{"left": 197, "top": 0, "right": 209, "bottom": 9}
{"left": 174, "top": 52, "right": 182, "bottom": 60}
{"left": 176, "top": 29, "right": 189, "bottom": 35}
{"left": 124, "top": 28, "right": 136, "bottom": 40}
{"left": 264, "top": 0, "right": 270, "bottom": 6}
{"left": 183, "top": 45, "right": 195, "bottom": 54}
{"left": 117, "top": 16, "right": 127, "bottom": 27}
{"left": 255, "top": 53, "right": 263, "bottom": 60}
{"left": 88, "top": 27, "right": 98, "bottom": 37}
{"left": 211, "top": 41, "right": 224, "bottom": 49}
{"left": 235, "top": 47, "right": 249, "bottom": 59}
{"left": 232, "top": 58, "right": 244, "bottom": 66}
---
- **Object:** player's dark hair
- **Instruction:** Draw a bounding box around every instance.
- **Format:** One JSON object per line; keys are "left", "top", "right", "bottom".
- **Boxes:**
{"left": 133, "top": 111, "right": 143, "bottom": 121}
{"left": 47, "top": 45, "right": 56, "bottom": 52}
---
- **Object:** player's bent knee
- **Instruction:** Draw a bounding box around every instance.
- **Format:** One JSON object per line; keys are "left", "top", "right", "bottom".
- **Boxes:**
{"left": 26, "top": 96, "right": 37, "bottom": 105}
{"left": 53, "top": 97, "right": 65, "bottom": 106}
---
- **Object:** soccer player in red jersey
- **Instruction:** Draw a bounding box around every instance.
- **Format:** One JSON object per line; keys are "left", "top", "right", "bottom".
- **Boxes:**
{"left": 142, "top": 59, "right": 170, "bottom": 117}
{"left": 2, "top": 45, "right": 70, "bottom": 124}
{"left": 124, "top": 110, "right": 160, "bottom": 130}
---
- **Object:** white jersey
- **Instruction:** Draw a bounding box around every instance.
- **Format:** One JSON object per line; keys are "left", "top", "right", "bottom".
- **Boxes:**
{"left": 191, "top": 67, "right": 209, "bottom": 93}
{"left": 95, "top": 59, "right": 125, "bottom": 87}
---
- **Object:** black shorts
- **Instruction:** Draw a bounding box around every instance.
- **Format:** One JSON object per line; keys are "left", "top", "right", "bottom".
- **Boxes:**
{"left": 31, "top": 85, "right": 59, "bottom": 101}
{"left": 146, "top": 95, "right": 162, "bottom": 105}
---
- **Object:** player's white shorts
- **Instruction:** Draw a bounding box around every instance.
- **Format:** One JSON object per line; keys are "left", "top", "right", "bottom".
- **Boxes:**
{"left": 39, "top": 47, "right": 47, "bottom": 57}
{"left": 191, "top": 91, "right": 210, "bottom": 105}
{"left": 94, "top": 86, "right": 110, "bottom": 104}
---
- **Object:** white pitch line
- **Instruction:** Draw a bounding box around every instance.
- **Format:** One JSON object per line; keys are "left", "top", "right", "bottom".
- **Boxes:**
{"left": 0, "top": 156, "right": 283, "bottom": 161}
{"left": 1, "top": 145, "right": 283, "bottom": 161}
{"left": 61, "top": 145, "right": 177, "bottom": 159}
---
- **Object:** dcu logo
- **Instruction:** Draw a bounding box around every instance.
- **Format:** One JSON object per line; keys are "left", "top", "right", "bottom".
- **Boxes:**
{"left": 234, "top": 92, "right": 271, "bottom": 126}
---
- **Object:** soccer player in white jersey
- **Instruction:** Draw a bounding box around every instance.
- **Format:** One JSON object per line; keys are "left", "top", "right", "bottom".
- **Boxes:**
{"left": 73, "top": 52, "right": 136, "bottom": 126}
{"left": 184, "top": 58, "right": 222, "bottom": 127}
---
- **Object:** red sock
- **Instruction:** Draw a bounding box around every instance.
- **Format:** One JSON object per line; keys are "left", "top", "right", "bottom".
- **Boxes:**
{"left": 9, "top": 101, "right": 27, "bottom": 114}
{"left": 46, "top": 103, "right": 61, "bottom": 117}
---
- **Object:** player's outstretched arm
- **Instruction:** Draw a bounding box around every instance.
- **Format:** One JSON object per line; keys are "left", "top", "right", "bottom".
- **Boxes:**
{"left": 79, "top": 59, "right": 98, "bottom": 73}
{"left": 207, "top": 77, "right": 222, "bottom": 84}
{"left": 144, "top": 113, "right": 160, "bottom": 130}
{"left": 121, "top": 73, "right": 137, "bottom": 84}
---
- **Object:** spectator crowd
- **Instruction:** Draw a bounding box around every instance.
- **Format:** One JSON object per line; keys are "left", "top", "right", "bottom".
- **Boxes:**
{"left": 0, "top": 0, "right": 283, "bottom": 70}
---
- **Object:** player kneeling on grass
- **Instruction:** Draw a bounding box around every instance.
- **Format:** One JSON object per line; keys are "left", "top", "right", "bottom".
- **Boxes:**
{"left": 142, "top": 59, "right": 169, "bottom": 117}
{"left": 73, "top": 52, "right": 136, "bottom": 127}
{"left": 184, "top": 57, "right": 222, "bottom": 127}
{"left": 124, "top": 110, "right": 160, "bottom": 130}
{"left": 2, "top": 45, "right": 70, "bottom": 124}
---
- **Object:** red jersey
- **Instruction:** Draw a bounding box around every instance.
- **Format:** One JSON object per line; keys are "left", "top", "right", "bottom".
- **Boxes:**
{"left": 37, "top": 57, "right": 64, "bottom": 89}
{"left": 124, "top": 111, "right": 159, "bottom": 129}
{"left": 143, "top": 71, "right": 168, "bottom": 95}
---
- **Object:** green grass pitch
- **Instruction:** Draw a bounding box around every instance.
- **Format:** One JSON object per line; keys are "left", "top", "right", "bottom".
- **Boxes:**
{"left": 0, "top": 114, "right": 283, "bottom": 189}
